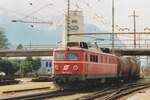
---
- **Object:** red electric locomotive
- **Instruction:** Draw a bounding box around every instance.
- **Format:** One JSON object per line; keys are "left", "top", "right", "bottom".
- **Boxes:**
{"left": 53, "top": 42, "right": 140, "bottom": 84}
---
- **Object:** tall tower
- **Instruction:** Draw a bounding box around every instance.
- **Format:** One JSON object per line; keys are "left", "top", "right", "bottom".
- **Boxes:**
{"left": 62, "top": 11, "right": 84, "bottom": 45}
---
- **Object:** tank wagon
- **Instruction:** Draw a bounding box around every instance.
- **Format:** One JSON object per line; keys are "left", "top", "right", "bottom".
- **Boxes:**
{"left": 53, "top": 42, "right": 140, "bottom": 84}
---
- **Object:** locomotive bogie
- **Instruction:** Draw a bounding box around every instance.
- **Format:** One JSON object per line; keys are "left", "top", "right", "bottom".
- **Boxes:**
{"left": 54, "top": 74, "right": 85, "bottom": 83}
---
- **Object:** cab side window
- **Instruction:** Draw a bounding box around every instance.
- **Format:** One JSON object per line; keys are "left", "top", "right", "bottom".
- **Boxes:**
{"left": 90, "top": 55, "right": 98, "bottom": 62}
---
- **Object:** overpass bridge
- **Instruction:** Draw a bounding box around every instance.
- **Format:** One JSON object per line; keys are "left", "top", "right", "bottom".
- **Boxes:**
{"left": 0, "top": 48, "right": 149, "bottom": 57}
{"left": 114, "top": 48, "right": 150, "bottom": 56}
{"left": 0, "top": 49, "right": 53, "bottom": 57}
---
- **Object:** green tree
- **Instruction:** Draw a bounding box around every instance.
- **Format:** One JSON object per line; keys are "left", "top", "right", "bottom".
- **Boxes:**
{"left": 25, "top": 57, "right": 41, "bottom": 72}
{"left": 16, "top": 44, "right": 23, "bottom": 49}
{"left": 0, "top": 28, "right": 9, "bottom": 48}
{"left": 32, "top": 58, "right": 41, "bottom": 72}
{"left": 0, "top": 60, "right": 19, "bottom": 75}
{"left": 10, "top": 60, "right": 20, "bottom": 73}
{"left": 21, "top": 61, "right": 32, "bottom": 74}
{"left": 16, "top": 57, "right": 41, "bottom": 75}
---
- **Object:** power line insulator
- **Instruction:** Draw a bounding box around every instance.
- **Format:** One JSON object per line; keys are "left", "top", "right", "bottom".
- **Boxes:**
{"left": 29, "top": 3, "right": 33, "bottom": 5}
{"left": 30, "top": 25, "right": 34, "bottom": 27}
{"left": 11, "top": 20, "right": 17, "bottom": 22}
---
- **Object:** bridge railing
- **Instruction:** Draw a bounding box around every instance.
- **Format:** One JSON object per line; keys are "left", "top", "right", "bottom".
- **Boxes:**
{"left": 98, "top": 44, "right": 150, "bottom": 49}
{"left": 7, "top": 44, "right": 57, "bottom": 50}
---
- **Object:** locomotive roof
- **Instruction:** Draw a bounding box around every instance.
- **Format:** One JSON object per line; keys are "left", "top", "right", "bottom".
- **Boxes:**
{"left": 54, "top": 47, "right": 117, "bottom": 57}
{"left": 54, "top": 41, "right": 117, "bottom": 57}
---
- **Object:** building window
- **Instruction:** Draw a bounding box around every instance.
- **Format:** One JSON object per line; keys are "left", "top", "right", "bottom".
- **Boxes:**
{"left": 49, "top": 62, "right": 52, "bottom": 67}
{"left": 72, "top": 20, "right": 78, "bottom": 23}
{"left": 73, "top": 12, "right": 77, "bottom": 16}
{"left": 46, "top": 62, "right": 49, "bottom": 67}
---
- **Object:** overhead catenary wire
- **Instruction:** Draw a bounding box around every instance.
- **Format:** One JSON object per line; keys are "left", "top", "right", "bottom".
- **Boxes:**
{"left": 1, "top": 0, "right": 140, "bottom": 36}
{"left": 81, "top": 0, "right": 111, "bottom": 28}
{"left": 73, "top": 34, "right": 140, "bottom": 41}
{"left": 67, "top": 0, "right": 106, "bottom": 26}
{"left": 19, "top": 3, "right": 53, "bottom": 21}
{"left": 2, "top": 0, "right": 110, "bottom": 32}
{"left": 25, "top": 0, "right": 66, "bottom": 27}
{"left": 78, "top": 0, "right": 138, "bottom": 39}
{"left": 9, "top": 1, "right": 66, "bottom": 28}
{"left": 0, "top": 7, "right": 41, "bottom": 20}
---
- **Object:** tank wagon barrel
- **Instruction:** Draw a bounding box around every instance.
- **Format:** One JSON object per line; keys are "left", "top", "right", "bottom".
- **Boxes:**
{"left": 117, "top": 57, "right": 140, "bottom": 79}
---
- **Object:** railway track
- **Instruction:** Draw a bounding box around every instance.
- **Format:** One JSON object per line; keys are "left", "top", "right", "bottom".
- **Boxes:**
{"left": 2, "top": 79, "right": 150, "bottom": 100}
{"left": 105, "top": 82, "right": 150, "bottom": 100}
{"left": 1, "top": 84, "right": 113, "bottom": 100}
{"left": 1, "top": 89, "right": 77, "bottom": 100}
{"left": 76, "top": 80, "right": 150, "bottom": 100}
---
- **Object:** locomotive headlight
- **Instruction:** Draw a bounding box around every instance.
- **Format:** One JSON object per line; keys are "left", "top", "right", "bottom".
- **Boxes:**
{"left": 73, "top": 65, "right": 79, "bottom": 71}
{"left": 54, "top": 65, "right": 59, "bottom": 70}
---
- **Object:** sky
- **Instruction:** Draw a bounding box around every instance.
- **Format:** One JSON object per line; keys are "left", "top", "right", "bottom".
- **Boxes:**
{"left": 0, "top": 0, "right": 150, "bottom": 48}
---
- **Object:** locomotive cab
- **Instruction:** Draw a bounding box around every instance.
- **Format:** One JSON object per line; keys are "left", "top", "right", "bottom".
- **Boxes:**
{"left": 53, "top": 42, "right": 86, "bottom": 83}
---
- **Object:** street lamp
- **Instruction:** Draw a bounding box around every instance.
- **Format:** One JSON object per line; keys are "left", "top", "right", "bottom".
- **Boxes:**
{"left": 118, "top": 28, "right": 130, "bottom": 32}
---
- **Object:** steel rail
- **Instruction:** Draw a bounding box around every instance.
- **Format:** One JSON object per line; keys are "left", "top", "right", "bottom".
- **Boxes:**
{"left": 1, "top": 90, "right": 75, "bottom": 100}
{"left": 105, "top": 83, "right": 150, "bottom": 100}
{"left": 76, "top": 80, "right": 150, "bottom": 100}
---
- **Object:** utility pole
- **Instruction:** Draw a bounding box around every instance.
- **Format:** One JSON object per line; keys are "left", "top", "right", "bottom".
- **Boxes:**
{"left": 129, "top": 10, "right": 139, "bottom": 48}
{"left": 67, "top": 0, "right": 70, "bottom": 43}
{"left": 112, "top": 0, "right": 115, "bottom": 53}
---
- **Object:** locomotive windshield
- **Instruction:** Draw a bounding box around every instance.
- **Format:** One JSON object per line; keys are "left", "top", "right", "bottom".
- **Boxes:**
{"left": 68, "top": 53, "right": 79, "bottom": 60}
{"left": 55, "top": 53, "right": 65, "bottom": 60}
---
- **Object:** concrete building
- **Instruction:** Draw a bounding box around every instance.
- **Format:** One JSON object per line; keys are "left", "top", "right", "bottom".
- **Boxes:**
{"left": 62, "top": 10, "right": 84, "bottom": 46}
{"left": 37, "top": 59, "right": 52, "bottom": 75}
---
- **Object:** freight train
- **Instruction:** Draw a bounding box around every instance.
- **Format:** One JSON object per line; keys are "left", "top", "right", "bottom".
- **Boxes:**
{"left": 52, "top": 42, "right": 140, "bottom": 85}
